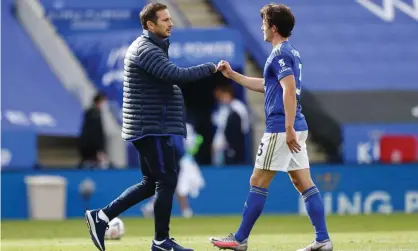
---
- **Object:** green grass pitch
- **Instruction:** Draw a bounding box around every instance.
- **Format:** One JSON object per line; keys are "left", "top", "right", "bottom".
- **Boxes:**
{"left": 2, "top": 214, "right": 418, "bottom": 251}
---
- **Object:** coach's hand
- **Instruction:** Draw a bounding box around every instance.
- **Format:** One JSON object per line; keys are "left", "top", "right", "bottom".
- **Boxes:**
{"left": 217, "top": 60, "right": 233, "bottom": 78}
{"left": 286, "top": 128, "right": 301, "bottom": 153}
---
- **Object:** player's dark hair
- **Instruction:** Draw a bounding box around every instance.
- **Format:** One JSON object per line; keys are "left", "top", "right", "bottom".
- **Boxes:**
{"left": 140, "top": 3, "right": 167, "bottom": 30}
{"left": 260, "top": 4, "right": 295, "bottom": 38}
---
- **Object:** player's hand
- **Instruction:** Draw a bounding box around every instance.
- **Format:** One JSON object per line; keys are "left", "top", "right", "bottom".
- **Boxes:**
{"left": 217, "top": 60, "right": 233, "bottom": 78}
{"left": 286, "top": 128, "right": 301, "bottom": 154}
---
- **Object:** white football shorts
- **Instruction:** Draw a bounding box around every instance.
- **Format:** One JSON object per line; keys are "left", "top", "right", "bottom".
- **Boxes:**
{"left": 254, "top": 130, "right": 310, "bottom": 172}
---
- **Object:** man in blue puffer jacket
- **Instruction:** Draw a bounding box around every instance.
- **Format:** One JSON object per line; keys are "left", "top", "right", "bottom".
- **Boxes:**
{"left": 85, "top": 3, "right": 217, "bottom": 251}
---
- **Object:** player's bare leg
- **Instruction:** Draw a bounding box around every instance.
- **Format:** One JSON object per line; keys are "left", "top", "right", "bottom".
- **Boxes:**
{"left": 288, "top": 169, "right": 333, "bottom": 251}
{"left": 249, "top": 168, "right": 276, "bottom": 188}
{"left": 288, "top": 168, "right": 314, "bottom": 193}
{"left": 176, "top": 193, "right": 193, "bottom": 218}
{"left": 210, "top": 169, "right": 275, "bottom": 250}
{"left": 140, "top": 196, "right": 156, "bottom": 218}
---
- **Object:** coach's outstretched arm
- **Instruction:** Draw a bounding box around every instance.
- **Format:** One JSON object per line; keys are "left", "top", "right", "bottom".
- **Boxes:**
{"left": 137, "top": 47, "right": 216, "bottom": 82}
{"left": 217, "top": 60, "right": 264, "bottom": 93}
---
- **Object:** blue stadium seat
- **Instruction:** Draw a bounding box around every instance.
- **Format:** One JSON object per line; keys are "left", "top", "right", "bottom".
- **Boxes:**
{"left": 38, "top": 0, "right": 145, "bottom": 8}
{"left": 213, "top": 0, "right": 418, "bottom": 91}
{"left": 37, "top": 0, "right": 146, "bottom": 34}
{"left": 1, "top": 0, "right": 83, "bottom": 136}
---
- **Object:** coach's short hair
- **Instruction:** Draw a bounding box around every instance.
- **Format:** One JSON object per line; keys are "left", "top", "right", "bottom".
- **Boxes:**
{"left": 260, "top": 4, "right": 295, "bottom": 38}
{"left": 140, "top": 3, "right": 167, "bottom": 30}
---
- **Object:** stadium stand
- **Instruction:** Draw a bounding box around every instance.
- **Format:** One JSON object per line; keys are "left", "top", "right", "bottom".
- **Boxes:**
{"left": 39, "top": 0, "right": 145, "bottom": 34}
{"left": 3, "top": 0, "right": 416, "bottom": 168}
{"left": 212, "top": 0, "right": 418, "bottom": 162}
{"left": 1, "top": 0, "right": 86, "bottom": 167}
{"left": 5, "top": 0, "right": 133, "bottom": 167}
{"left": 5, "top": 0, "right": 250, "bottom": 166}
{"left": 2, "top": 0, "right": 83, "bottom": 136}
{"left": 39, "top": 0, "right": 144, "bottom": 8}
{"left": 171, "top": 0, "right": 223, "bottom": 27}
{"left": 212, "top": 0, "right": 418, "bottom": 91}
{"left": 2, "top": 2, "right": 418, "bottom": 249}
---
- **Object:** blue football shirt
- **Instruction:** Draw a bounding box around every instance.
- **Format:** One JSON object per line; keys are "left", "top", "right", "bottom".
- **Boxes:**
{"left": 263, "top": 41, "right": 308, "bottom": 133}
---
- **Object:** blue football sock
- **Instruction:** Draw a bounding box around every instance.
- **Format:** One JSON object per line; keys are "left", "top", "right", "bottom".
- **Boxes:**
{"left": 302, "top": 186, "right": 330, "bottom": 242}
{"left": 234, "top": 186, "right": 268, "bottom": 242}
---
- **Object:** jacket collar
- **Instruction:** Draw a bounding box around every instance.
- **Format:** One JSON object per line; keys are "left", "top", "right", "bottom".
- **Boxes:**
{"left": 142, "top": 30, "right": 170, "bottom": 51}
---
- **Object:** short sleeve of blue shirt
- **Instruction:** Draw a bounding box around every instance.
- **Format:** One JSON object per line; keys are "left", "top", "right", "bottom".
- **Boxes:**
{"left": 271, "top": 52, "right": 294, "bottom": 81}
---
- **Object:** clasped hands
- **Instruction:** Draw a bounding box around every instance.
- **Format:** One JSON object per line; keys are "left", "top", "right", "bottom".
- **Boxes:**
{"left": 212, "top": 60, "right": 233, "bottom": 78}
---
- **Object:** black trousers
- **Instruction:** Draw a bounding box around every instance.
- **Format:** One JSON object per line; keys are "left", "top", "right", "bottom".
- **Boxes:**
{"left": 102, "top": 136, "right": 180, "bottom": 240}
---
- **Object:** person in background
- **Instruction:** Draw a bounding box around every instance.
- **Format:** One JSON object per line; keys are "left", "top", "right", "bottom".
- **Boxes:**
{"left": 212, "top": 83, "right": 250, "bottom": 165}
{"left": 141, "top": 123, "right": 205, "bottom": 219}
{"left": 78, "top": 92, "right": 108, "bottom": 168}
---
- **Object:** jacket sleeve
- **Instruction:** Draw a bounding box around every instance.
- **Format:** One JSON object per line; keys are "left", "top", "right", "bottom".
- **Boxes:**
{"left": 136, "top": 46, "right": 216, "bottom": 82}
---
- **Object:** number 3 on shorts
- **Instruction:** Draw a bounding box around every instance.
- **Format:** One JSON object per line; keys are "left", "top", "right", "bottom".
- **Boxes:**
{"left": 257, "top": 142, "right": 265, "bottom": 156}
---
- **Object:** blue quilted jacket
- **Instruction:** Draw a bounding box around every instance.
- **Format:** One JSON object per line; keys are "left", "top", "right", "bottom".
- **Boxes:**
{"left": 122, "top": 30, "right": 216, "bottom": 141}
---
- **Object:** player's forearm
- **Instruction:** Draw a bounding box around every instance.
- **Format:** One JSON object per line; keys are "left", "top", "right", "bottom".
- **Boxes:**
{"left": 230, "top": 71, "right": 264, "bottom": 93}
{"left": 283, "top": 88, "right": 297, "bottom": 130}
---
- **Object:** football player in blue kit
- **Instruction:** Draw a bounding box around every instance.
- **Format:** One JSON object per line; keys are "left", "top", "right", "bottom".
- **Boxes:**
{"left": 210, "top": 4, "right": 332, "bottom": 251}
